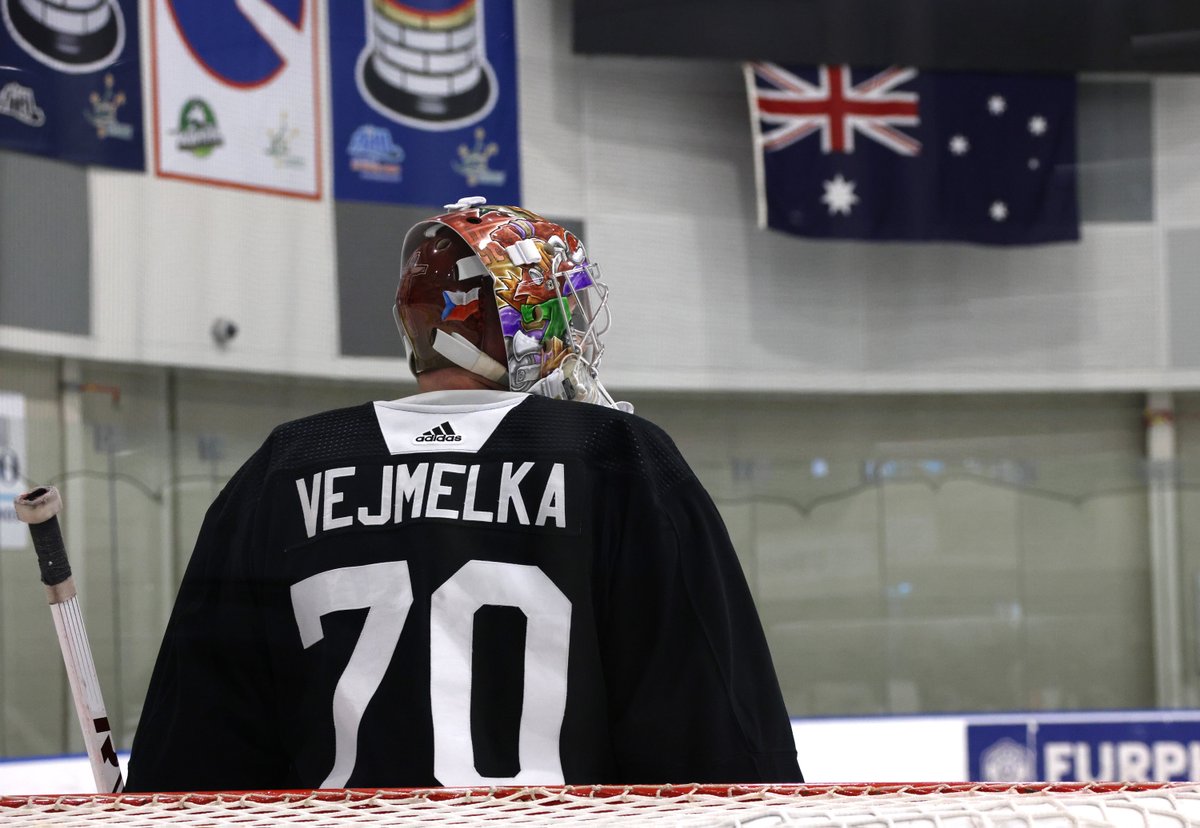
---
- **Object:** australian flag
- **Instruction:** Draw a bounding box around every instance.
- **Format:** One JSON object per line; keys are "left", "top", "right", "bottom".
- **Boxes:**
{"left": 746, "top": 63, "right": 1080, "bottom": 245}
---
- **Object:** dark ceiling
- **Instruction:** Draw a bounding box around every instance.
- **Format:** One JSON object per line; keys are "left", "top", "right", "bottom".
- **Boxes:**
{"left": 573, "top": 0, "right": 1200, "bottom": 74}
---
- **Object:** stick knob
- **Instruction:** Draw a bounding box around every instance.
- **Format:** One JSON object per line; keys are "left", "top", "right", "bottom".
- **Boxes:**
{"left": 15, "top": 486, "right": 72, "bottom": 588}
{"left": 14, "top": 486, "right": 62, "bottom": 525}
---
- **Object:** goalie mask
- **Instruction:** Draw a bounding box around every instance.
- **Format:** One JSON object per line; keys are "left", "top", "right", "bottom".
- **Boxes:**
{"left": 395, "top": 196, "right": 626, "bottom": 409}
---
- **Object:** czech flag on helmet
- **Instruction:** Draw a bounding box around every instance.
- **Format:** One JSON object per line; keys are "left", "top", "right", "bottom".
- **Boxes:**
{"left": 442, "top": 287, "right": 481, "bottom": 321}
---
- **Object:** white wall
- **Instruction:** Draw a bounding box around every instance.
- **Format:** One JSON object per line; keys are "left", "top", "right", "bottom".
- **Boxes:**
{"left": 9, "top": 712, "right": 1200, "bottom": 793}
{"left": 0, "top": 754, "right": 129, "bottom": 796}
{"left": 0, "top": 720, "right": 974, "bottom": 793}
{"left": 1, "top": 1, "right": 1197, "bottom": 393}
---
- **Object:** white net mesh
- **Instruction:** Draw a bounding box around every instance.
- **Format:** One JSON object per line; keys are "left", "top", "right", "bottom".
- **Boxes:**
{"left": 5, "top": 784, "right": 1200, "bottom": 827}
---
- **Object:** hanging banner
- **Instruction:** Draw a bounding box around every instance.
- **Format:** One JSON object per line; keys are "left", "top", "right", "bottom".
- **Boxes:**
{"left": 0, "top": 392, "right": 27, "bottom": 550}
{"left": 328, "top": 0, "right": 520, "bottom": 205}
{"left": 150, "top": 0, "right": 322, "bottom": 199}
{"left": 0, "top": 0, "right": 144, "bottom": 170}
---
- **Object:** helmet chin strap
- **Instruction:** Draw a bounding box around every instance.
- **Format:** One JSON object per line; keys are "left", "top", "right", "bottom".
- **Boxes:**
{"left": 430, "top": 329, "right": 508, "bottom": 383}
{"left": 394, "top": 302, "right": 508, "bottom": 384}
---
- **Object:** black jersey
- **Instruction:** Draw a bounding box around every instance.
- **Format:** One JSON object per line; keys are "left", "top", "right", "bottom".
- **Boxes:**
{"left": 125, "top": 390, "right": 801, "bottom": 792}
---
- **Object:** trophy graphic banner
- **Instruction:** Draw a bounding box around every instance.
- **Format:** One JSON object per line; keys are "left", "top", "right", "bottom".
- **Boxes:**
{"left": 329, "top": 0, "right": 521, "bottom": 205}
{"left": 0, "top": 0, "right": 144, "bottom": 169}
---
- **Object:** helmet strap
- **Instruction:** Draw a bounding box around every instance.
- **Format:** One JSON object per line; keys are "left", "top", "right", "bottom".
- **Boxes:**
{"left": 430, "top": 330, "right": 508, "bottom": 384}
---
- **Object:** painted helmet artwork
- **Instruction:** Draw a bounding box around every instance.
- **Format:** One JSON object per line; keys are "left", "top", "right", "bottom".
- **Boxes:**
{"left": 395, "top": 196, "right": 629, "bottom": 410}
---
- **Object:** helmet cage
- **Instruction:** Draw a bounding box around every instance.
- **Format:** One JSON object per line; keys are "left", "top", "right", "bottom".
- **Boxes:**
{"left": 506, "top": 259, "right": 611, "bottom": 393}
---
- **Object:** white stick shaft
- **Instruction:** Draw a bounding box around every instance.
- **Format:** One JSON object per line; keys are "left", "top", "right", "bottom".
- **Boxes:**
{"left": 50, "top": 593, "right": 123, "bottom": 793}
{"left": 16, "top": 487, "right": 124, "bottom": 794}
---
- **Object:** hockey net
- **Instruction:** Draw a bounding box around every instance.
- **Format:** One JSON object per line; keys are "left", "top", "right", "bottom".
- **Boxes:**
{"left": 3, "top": 783, "right": 1200, "bottom": 827}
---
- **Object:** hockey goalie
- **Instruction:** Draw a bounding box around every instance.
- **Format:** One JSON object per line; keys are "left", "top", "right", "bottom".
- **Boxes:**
{"left": 125, "top": 197, "right": 801, "bottom": 791}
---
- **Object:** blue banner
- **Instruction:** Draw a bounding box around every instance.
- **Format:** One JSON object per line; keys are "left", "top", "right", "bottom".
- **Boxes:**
{"left": 328, "top": 0, "right": 520, "bottom": 205}
{"left": 969, "top": 717, "right": 1200, "bottom": 782}
{"left": 746, "top": 64, "right": 1079, "bottom": 245}
{"left": 0, "top": 0, "right": 144, "bottom": 170}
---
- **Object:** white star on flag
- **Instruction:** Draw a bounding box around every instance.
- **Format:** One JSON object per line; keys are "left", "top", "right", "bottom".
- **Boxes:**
{"left": 1028, "top": 115, "right": 1047, "bottom": 135}
{"left": 988, "top": 95, "right": 1007, "bottom": 115}
{"left": 989, "top": 201, "right": 1009, "bottom": 222}
{"left": 822, "top": 174, "right": 859, "bottom": 215}
{"left": 949, "top": 134, "right": 970, "bottom": 155}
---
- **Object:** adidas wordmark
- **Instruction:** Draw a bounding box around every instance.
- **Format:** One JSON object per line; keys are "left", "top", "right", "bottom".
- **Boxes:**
{"left": 414, "top": 422, "right": 462, "bottom": 443}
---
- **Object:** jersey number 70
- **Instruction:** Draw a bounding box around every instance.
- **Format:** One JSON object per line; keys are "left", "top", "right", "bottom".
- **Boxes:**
{"left": 290, "top": 559, "right": 572, "bottom": 787}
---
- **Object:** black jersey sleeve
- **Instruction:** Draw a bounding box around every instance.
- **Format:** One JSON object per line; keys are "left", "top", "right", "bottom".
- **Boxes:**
{"left": 599, "top": 444, "right": 802, "bottom": 783}
{"left": 125, "top": 444, "right": 286, "bottom": 792}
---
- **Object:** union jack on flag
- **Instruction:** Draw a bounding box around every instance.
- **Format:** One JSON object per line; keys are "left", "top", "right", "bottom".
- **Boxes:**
{"left": 745, "top": 62, "right": 1080, "bottom": 245}
{"left": 753, "top": 64, "right": 921, "bottom": 156}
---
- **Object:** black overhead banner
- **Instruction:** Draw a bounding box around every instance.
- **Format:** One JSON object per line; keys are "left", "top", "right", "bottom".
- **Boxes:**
{"left": 573, "top": 0, "right": 1200, "bottom": 74}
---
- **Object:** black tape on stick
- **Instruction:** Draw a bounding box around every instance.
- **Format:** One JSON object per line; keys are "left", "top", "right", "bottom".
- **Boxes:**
{"left": 28, "top": 516, "right": 72, "bottom": 587}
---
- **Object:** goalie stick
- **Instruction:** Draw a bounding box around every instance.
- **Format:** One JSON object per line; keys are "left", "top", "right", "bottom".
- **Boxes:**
{"left": 14, "top": 486, "right": 124, "bottom": 794}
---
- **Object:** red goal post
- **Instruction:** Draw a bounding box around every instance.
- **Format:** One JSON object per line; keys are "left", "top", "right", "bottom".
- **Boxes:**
{"left": 4, "top": 783, "right": 1200, "bottom": 826}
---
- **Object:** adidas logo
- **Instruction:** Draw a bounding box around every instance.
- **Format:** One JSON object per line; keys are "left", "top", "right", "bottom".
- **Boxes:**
{"left": 414, "top": 421, "right": 462, "bottom": 443}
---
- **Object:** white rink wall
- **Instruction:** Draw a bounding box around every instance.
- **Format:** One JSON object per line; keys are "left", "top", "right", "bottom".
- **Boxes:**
{"left": 0, "top": 719, "right": 959, "bottom": 794}
{"left": 0, "top": 719, "right": 952, "bottom": 794}
{"left": 0, "top": 754, "right": 129, "bottom": 796}
{"left": 8, "top": 713, "right": 1200, "bottom": 794}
